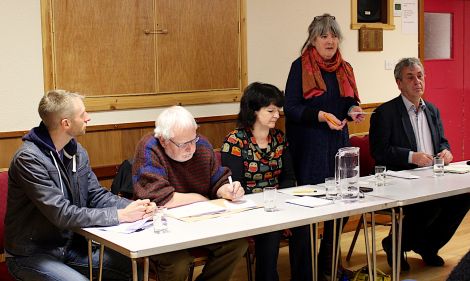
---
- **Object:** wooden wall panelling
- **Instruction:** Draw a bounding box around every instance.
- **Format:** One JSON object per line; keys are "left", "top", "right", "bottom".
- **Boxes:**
{"left": 0, "top": 138, "right": 23, "bottom": 168}
{"left": 52, "top": 0, "right": 157, "bottom": 96}
{"left": 0, "top": 104, "right": 378, "bottom": 171}
{"left": 156, "top": 0, "right": 240, "bottom": 92}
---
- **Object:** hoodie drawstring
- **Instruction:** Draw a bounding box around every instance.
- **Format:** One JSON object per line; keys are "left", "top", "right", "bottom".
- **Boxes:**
{"left": 51, "top": 151, "right": 65, "bottom": 195}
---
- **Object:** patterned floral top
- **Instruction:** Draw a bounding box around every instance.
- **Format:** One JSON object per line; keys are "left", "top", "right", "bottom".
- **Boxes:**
{"left": 221, "top": 128, "right": 295, "bottom": 194}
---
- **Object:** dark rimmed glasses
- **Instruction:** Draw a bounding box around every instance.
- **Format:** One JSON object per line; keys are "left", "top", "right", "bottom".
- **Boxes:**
{"left": 169, "top": 135, "right": 200, "bottom": 149}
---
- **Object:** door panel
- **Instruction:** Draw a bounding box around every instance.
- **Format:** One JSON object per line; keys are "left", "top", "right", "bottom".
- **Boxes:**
{"left": 156, "top": 0, "right": 240, "bottom": 93}
{"left": 424, "top": 0, "right": 465, "bottom": 160}
{"left": 53, "top": 0, "right": 157, "bottom": 95}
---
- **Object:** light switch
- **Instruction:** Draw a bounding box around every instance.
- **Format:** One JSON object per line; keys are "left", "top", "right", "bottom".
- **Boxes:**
{"left": 385, "top": 60, "right": 396, "bottom": 70}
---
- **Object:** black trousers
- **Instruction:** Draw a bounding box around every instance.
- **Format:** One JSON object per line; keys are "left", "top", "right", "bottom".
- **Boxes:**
{"left": 401, "top": 193, "right": 470, "bottom": 255}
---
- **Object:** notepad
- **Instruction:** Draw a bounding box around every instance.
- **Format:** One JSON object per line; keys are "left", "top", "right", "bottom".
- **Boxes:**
{"left": 444, "top": 165, "right": 470, "bottom": 174}
{"left": 285, "top": 197, "right": 333, "bottom": 208}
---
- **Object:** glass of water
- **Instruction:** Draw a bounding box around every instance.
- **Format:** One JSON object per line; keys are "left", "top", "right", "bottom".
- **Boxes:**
{"left": 153, "top": 206, "right": 168, "bottom": 233}
{"left": 375, "top": 165, "right": 386, "bottom": 187}
{"left": 325, "top": 177, "right": 338, "bottom": 200}
{"left": 433, "top": 156, "right": 444, "bottom": 177}
{"left": 263, "top": 186, "right": 277, "bottom": 212}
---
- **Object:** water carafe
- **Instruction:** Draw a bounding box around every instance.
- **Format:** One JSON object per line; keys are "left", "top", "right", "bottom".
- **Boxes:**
{"left": 335, "top": 147, "right": 360, "bottom": 201}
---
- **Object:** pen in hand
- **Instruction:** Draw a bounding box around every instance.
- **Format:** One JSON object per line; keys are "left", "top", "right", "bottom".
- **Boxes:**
{"left": 228, "top": 176, "right": 235, "bottom": 198}
{"left": 228, "top": 176, "right": 241, "bottom": 201}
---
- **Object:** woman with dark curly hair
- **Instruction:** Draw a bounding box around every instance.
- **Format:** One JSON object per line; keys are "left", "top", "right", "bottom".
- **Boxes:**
{"left": 221, "top": 82, "right": 312, "bottom": 281}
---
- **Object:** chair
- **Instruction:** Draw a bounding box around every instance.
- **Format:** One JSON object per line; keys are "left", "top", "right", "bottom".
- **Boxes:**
{"left": 349, "top": 133, "right": 375, "bottom": 177}
{"left": 0, "top": 170, "right": 16, "bottom": 281}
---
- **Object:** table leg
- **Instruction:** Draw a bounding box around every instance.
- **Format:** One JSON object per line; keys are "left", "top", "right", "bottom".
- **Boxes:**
{"left": 331, "top": 219, "right": 336, "bottom": 281}
{"left": 98, "top": 244, "right": 104, "bottom": 281}
{"left": 332, "top": 218, "right": 343, "bottom": 281}
{"left": 371, "top": 212, "right": 377, "bottom": 281}
{"left": 87, "top": 239, "right": 93, "bottom": 281}
{"left": 310, "top": 223, "right": 318, "bottom": 281}
{"left": 132, "top": 259, "right": 138, "bottom": 281}
{"left": 397, "top": 207, "right": 404, "bottom": 281}
{"left": 143, "top": 257, "right": 149, "bottom": 281}
{"left": 362, "top": 214, "right": 373, "bottom": 280}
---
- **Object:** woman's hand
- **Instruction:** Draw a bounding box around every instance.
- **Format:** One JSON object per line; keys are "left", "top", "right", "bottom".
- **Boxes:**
{"left": 348, "top": 106, "right": 365, "bottom": 123}
{"left": 318, "top": 111, "right": 346, "bottom": 130}
{"left": 217, "top": 181, "right": 245, "bottom": 201}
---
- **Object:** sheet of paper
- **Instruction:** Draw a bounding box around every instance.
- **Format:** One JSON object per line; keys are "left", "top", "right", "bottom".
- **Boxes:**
{"left": 224, "top": 198, "right": 257, "bottom": 210}
{"left": 166, "top": 201, "right": 226, "bottom": 219}
{"left": 97, "top": 217, "right": 152, "bottom": 234}
{"left": 444, "top": 165, "right": 470, "bottom": 174}
{"left": 385, "top": 170, "right": 420, "bottom": 179}
{"left": 285, "top": 197, "right": 333, "bottom": 208}
{"left": 402, "top": 0, "right": 418, "bottom": 34}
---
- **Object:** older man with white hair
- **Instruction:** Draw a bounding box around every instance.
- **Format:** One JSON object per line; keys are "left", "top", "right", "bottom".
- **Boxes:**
{"left": 132, "top": 105, "right": 248, "bottom": 281}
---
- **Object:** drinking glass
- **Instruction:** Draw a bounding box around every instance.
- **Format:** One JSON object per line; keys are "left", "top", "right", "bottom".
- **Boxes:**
{"left": 433, "top": 157, "right": 444, "bottom": 177}
{"left": 153, "top": 206, "right": 168, "bottom": 233}
{"left": 325, "top": 177, "right": 338, "bottom": 200}
{"left": 375, "top": 165, "right": 386, "bottom": 187}
{"left": 263, "top": 186, "right": 277, "bottom": 212}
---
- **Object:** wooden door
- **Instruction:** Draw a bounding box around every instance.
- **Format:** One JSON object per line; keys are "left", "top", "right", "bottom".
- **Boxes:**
{"left": 52, "top": 0, "right": 157, "bottom": 96}
{"left": 155, "top": 0, "right": 240, "bottom": 93}
{"left": 424, "top": 0, "right": 467, "bottom": 160}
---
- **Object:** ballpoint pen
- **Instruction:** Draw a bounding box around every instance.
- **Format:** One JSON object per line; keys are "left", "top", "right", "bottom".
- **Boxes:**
{"left": 228, "top": 176, "right": 237, "bottom": 199}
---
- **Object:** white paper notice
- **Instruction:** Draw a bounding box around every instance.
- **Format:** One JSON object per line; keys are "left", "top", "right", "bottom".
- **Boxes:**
{"left": 402, "top": 0, "right": 418, "bottom": 34}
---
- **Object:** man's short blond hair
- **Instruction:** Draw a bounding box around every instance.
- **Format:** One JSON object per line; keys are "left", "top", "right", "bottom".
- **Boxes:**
{"left": 38, "top": 90, "right": 84, "bottom": 130}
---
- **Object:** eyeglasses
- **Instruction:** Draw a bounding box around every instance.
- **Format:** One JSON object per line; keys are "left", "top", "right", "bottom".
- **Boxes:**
{"left": 314, "top": 15, "right": 335, "bottom": 21}
{"left": 169, "top": 135, "right": 199, "bottom": 149}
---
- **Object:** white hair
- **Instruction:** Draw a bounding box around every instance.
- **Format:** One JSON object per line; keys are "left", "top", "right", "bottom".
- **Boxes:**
{"left": 154, "top": 106, "right": 198, "bottom": 140}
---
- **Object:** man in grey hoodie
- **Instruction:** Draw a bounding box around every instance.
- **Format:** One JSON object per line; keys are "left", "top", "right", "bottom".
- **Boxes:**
{"left": 4, "top": 90, "right": 155, "bottom": 281}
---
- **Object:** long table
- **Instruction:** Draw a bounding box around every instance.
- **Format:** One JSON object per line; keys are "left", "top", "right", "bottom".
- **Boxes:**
{"left": 77, "top": 164, "right": 470, "bottom": 281}
{"left": 76, "top": 191, "right": 398, "bottom": 281}
{"left": 366, "top": 164, "right": 470, "bottom": 280}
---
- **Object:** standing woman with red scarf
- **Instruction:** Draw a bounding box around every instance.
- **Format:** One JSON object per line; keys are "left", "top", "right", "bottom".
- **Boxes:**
{"left": 284, "top": 14, "right": 364, "bottom": 280}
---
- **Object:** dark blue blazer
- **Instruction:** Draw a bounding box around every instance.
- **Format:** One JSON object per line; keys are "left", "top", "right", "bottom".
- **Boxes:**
{"left": 369, "top": 95, "right": 450, "bottom": 171}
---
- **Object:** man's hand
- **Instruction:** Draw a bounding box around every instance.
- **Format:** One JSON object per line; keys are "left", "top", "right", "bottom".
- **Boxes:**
{"left": 118, "top": 199, "right": 155, "bottom": 223}
{"left": 437, "top": 149, "right": 453, "bottom": 165}
{"left": 217, "top": 181, "right": 244, "bottom": 201}
{"left": 411, "top": 152, "right": 433, "bottom": 167}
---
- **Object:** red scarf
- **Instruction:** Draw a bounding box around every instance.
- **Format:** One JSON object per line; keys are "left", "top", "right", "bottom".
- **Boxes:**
{"left": 301, "top": 46, "right": 360, "bottom": 102}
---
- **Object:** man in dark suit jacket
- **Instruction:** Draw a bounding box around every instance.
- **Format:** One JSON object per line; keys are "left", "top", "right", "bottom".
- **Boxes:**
{"left": 370, "top": 57, "right": 470, "bottom": 271}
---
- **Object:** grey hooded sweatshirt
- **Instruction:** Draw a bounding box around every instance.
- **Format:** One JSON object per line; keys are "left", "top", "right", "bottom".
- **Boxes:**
{"left": 5, "top": 122, "right": 130, "bottom": 257}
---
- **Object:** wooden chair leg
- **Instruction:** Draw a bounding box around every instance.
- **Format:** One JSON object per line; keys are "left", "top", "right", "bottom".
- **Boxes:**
{"left": 245, "top": 250, "right": 254, "bottom": 281}
{"left": 188, "top": 262, "right": 195, "bottom": 281}
{"left": 346, "top": 214, "right": 364, "bottom": 261}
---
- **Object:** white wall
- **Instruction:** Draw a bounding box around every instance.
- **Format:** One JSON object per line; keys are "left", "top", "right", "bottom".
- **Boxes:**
{"left": 0, "top": 0, "right": 418, "bottom": 132}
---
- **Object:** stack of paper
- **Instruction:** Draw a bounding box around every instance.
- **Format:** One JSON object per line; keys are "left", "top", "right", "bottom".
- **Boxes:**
{"left": 285, "top": 197, "right": 333, "bottom": 208}
{"left": 444, "top": 165, "right": 470, "bottom": 174}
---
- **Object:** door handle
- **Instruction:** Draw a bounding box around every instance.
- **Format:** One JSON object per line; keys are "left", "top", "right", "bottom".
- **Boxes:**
{"left": 144, "top": 29, "right": 168, "bottom": 35}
